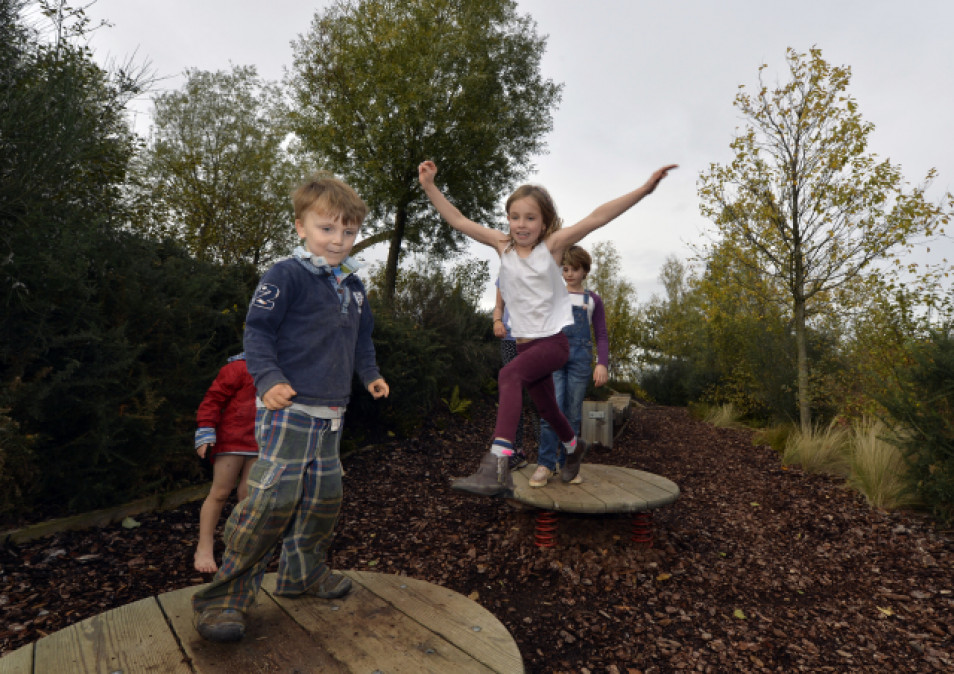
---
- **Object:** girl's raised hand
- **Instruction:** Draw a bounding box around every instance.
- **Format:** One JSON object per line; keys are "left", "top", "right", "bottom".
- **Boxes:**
{"left": 645, "top": 164, "right": 679, "bottom": 194}
{"left": 418, "top": 160, "right": 437, "bottom": 187}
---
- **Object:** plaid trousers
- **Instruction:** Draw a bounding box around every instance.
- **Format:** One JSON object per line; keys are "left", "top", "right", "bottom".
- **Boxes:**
{"left": 192, "top": 407, "right": 343, "bottom": 613}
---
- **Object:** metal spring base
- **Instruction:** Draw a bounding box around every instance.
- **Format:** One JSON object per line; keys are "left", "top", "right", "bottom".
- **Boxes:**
{"left": 631, "top": 511, "right": 654, "bottom": 546}
{"left": 534, "top": 510, "right": 558, "bottom": 548}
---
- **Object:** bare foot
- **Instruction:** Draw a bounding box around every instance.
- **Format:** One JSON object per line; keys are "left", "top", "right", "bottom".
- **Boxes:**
{"left": 194, "top": 547, "right": 218, "bottom": 573}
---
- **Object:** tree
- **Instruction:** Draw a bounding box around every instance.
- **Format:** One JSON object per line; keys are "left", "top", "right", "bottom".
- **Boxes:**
{"left": 698, "top": 47, "right": 951, "bottom": 430}
{"left": 288, "top": 0, "right": 561, "bottom": 301}
{"left": 135, "top": 65, "right": 301, "bottom": 267}
{"left": 587, "top": 242, "right": 643, "bottom": 381}
{"left": 641, "top": 256, "right": 697, "bottom": 366}
{"left": 694, "top": 242, "right": 802, "bottom": 420}
{"left": 639, "top": 257, "right": 719, "bottom": 406}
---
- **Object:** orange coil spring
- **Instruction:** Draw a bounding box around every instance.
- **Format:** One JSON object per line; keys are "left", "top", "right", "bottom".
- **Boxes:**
{"left": 631, "top": 511, "right": 654, "bottom": 546}
{"left": 534, "top": 510, "right": 558, "bottom": 548}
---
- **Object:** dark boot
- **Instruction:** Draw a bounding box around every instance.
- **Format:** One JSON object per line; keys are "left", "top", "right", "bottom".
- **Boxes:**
{"left": 274, "top": 567, "right": 353, "bottom": 600}
{"left": 452, "top": 451, "right": 514, "bottom": 497}
{"left": 560, "top": 439, "right": 588, "bottom": 483}
{"left": 300, "top": 570, "right": 352, "bottom": 599}
{"left": 194, "top": 608, "right": 246, "bottom": 642}
{"left": 508, "top": 448, "right": 528, "bottom": 471}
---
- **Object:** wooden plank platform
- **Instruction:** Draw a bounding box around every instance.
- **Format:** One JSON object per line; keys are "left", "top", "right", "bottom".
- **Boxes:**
{"left": 0, "top": 571, "right": 524, "bottom": 674}
{"left": 510, "top": 463, "right": 679, "bottom": 513}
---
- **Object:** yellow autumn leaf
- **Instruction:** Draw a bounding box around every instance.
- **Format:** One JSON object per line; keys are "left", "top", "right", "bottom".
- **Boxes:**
{"left": 877, "top": 606, "right": 894, "bottom": 617}
{"left": 733, "top": 609, "right": 747, "bottom": 620}
{"left": 656, "top": 573, "right": 672, "bottom": 581}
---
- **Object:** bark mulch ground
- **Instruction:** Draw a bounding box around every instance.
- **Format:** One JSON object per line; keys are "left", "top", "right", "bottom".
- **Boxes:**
{"left": 1, "top": 402, "right": 953, "bottom": 673}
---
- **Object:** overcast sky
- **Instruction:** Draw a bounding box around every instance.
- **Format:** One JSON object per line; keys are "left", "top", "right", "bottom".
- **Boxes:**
{"left": 83, "top": 0, "right": 954, "bottom": 307}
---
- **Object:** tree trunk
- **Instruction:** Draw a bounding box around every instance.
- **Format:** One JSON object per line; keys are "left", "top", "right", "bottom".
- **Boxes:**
{"left": 791, "top": 157, "right": 811, "bottom": 432}
{"left": 794, "top": 293, "right": 811, "bottom": 432}
{"left": 383, "top": 205, "right": 408, "bottom": 305}
{"left": 793, "top": 229, "right": 811, "bottom": 431}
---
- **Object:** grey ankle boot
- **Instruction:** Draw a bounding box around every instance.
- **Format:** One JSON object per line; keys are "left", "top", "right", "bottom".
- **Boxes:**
{"left": 451, "top": 451, "right": 515, "bottom": 497}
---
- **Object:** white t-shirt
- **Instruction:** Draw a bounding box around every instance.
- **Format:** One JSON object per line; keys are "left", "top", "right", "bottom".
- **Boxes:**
{"left": 568, "top": 290, "right": 595, "bottom": 323}
{"left": 498, "top": 243, "right": 572, "bottom": 339}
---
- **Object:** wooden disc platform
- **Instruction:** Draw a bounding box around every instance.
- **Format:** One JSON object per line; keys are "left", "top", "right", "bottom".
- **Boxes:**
{"left": 510, "top": 463, "right": 679, "bottom": 513}
{"left": 0, "top": 571, "right": 523, "bottom": 674}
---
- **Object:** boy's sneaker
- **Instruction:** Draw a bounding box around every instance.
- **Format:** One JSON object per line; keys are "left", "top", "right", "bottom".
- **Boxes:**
{"left": 194, "top": 608, "right": 246, "bottom": 642}
{"left": 508, "top": 449, "right": 528, "bottom": 471}
{"left": 301, "top": 571, "right": 353, "bottom": 599}
{"left": 528, "top": 465, "right": 553, "bottom": 488}
{"left": 560, "top": 439, "right": 588, "bottom": 483}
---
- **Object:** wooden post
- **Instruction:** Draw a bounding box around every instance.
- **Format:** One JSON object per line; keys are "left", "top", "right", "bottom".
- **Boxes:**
{"left": 581, "top": 400, "right": 614, "bottom": 448}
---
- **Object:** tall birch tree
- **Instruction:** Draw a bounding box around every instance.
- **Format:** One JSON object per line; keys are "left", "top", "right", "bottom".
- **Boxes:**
{"left": 698, "top": 47, "right": 951, "bottom": 430}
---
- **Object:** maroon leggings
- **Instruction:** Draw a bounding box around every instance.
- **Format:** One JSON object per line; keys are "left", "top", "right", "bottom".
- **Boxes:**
{"left": 493, "top": 332, "right": 574, "bottom": 444}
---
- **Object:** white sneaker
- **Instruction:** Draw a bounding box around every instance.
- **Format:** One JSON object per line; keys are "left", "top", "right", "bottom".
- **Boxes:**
{"left": 528, "top": 465, "right": 553, "bottom": 488}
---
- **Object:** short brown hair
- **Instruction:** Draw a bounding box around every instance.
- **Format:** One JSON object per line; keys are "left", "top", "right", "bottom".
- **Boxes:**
{"left": 562, "top": 245, "right": 591, "bottom": 274}
{"left": 292, "top": 173, "right": 367, "bottom": 226}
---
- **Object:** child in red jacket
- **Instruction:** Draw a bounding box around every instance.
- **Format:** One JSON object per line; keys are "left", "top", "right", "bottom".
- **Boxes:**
{"left": 193, "top": 353, "right": 258, "bottom": 573}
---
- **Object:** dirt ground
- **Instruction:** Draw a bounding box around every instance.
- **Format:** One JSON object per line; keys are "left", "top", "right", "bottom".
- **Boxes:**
{"left": 2, "top": 402, "right": 953, "bottom": 672}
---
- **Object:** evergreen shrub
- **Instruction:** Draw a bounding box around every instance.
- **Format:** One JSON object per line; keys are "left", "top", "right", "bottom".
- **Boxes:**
{"left": 346, "top": 262, "right": 499, "bottom": 448}
{"left": 1, "top": 235, "right": 254, "bottom": 524}
{"left": 878, "top": 329, "right": 954, "bottom": 524}
{"left": 0, "top": 407, "right": 39, "bottom": 522}
{"left": 639, "top": 358, "right": 719, "bottom": 407}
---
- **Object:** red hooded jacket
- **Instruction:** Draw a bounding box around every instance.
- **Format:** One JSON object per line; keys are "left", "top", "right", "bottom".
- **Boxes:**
{"left": 196, "top": 357, "right": 258, "bottom": 460}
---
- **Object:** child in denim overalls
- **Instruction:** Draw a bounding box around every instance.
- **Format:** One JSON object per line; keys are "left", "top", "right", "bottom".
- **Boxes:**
{"left": 532, "top": 246, "right": 609, "bottom": 487}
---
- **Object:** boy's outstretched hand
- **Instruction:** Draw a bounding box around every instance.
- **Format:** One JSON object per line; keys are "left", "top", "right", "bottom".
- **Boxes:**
{"left": 368, "top": 378, "right": 390, "bottom": 399}
{"left": 645, "top": 164, "right": 679, "bottom": 194}
{"left": 418, "top": 160, "right": 437, "bottom": 188}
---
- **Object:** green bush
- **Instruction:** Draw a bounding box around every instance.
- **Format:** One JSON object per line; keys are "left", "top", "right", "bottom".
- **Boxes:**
{"left": 344, "top": 260, "right": 499, "bottom": 448}
{"left": 344, "top": 306, "right": 450, "bottom": 445}
{"left": 639, "top": 358, "right": 719, "bottom": 407}
{"left": 877, "top": 329, "right": 954, "bottom": 524}
{"left": 0, "top": 407, "right": 39, "bottom": 523}
{"left": 4, "top": 235, "right": 254, "bottom": 521}
{"left": 752, "top": 423, "right": 796, "bottom": 454}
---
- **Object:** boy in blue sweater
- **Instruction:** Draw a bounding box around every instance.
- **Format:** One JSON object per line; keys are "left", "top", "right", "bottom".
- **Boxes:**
{"left": 193, "top": 174, "right": 389, "bottom": 643}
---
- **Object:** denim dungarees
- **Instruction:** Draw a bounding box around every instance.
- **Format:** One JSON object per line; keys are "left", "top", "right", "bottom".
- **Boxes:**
{"left": 538, "top": 291, "right": 592, "bottom": 470}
